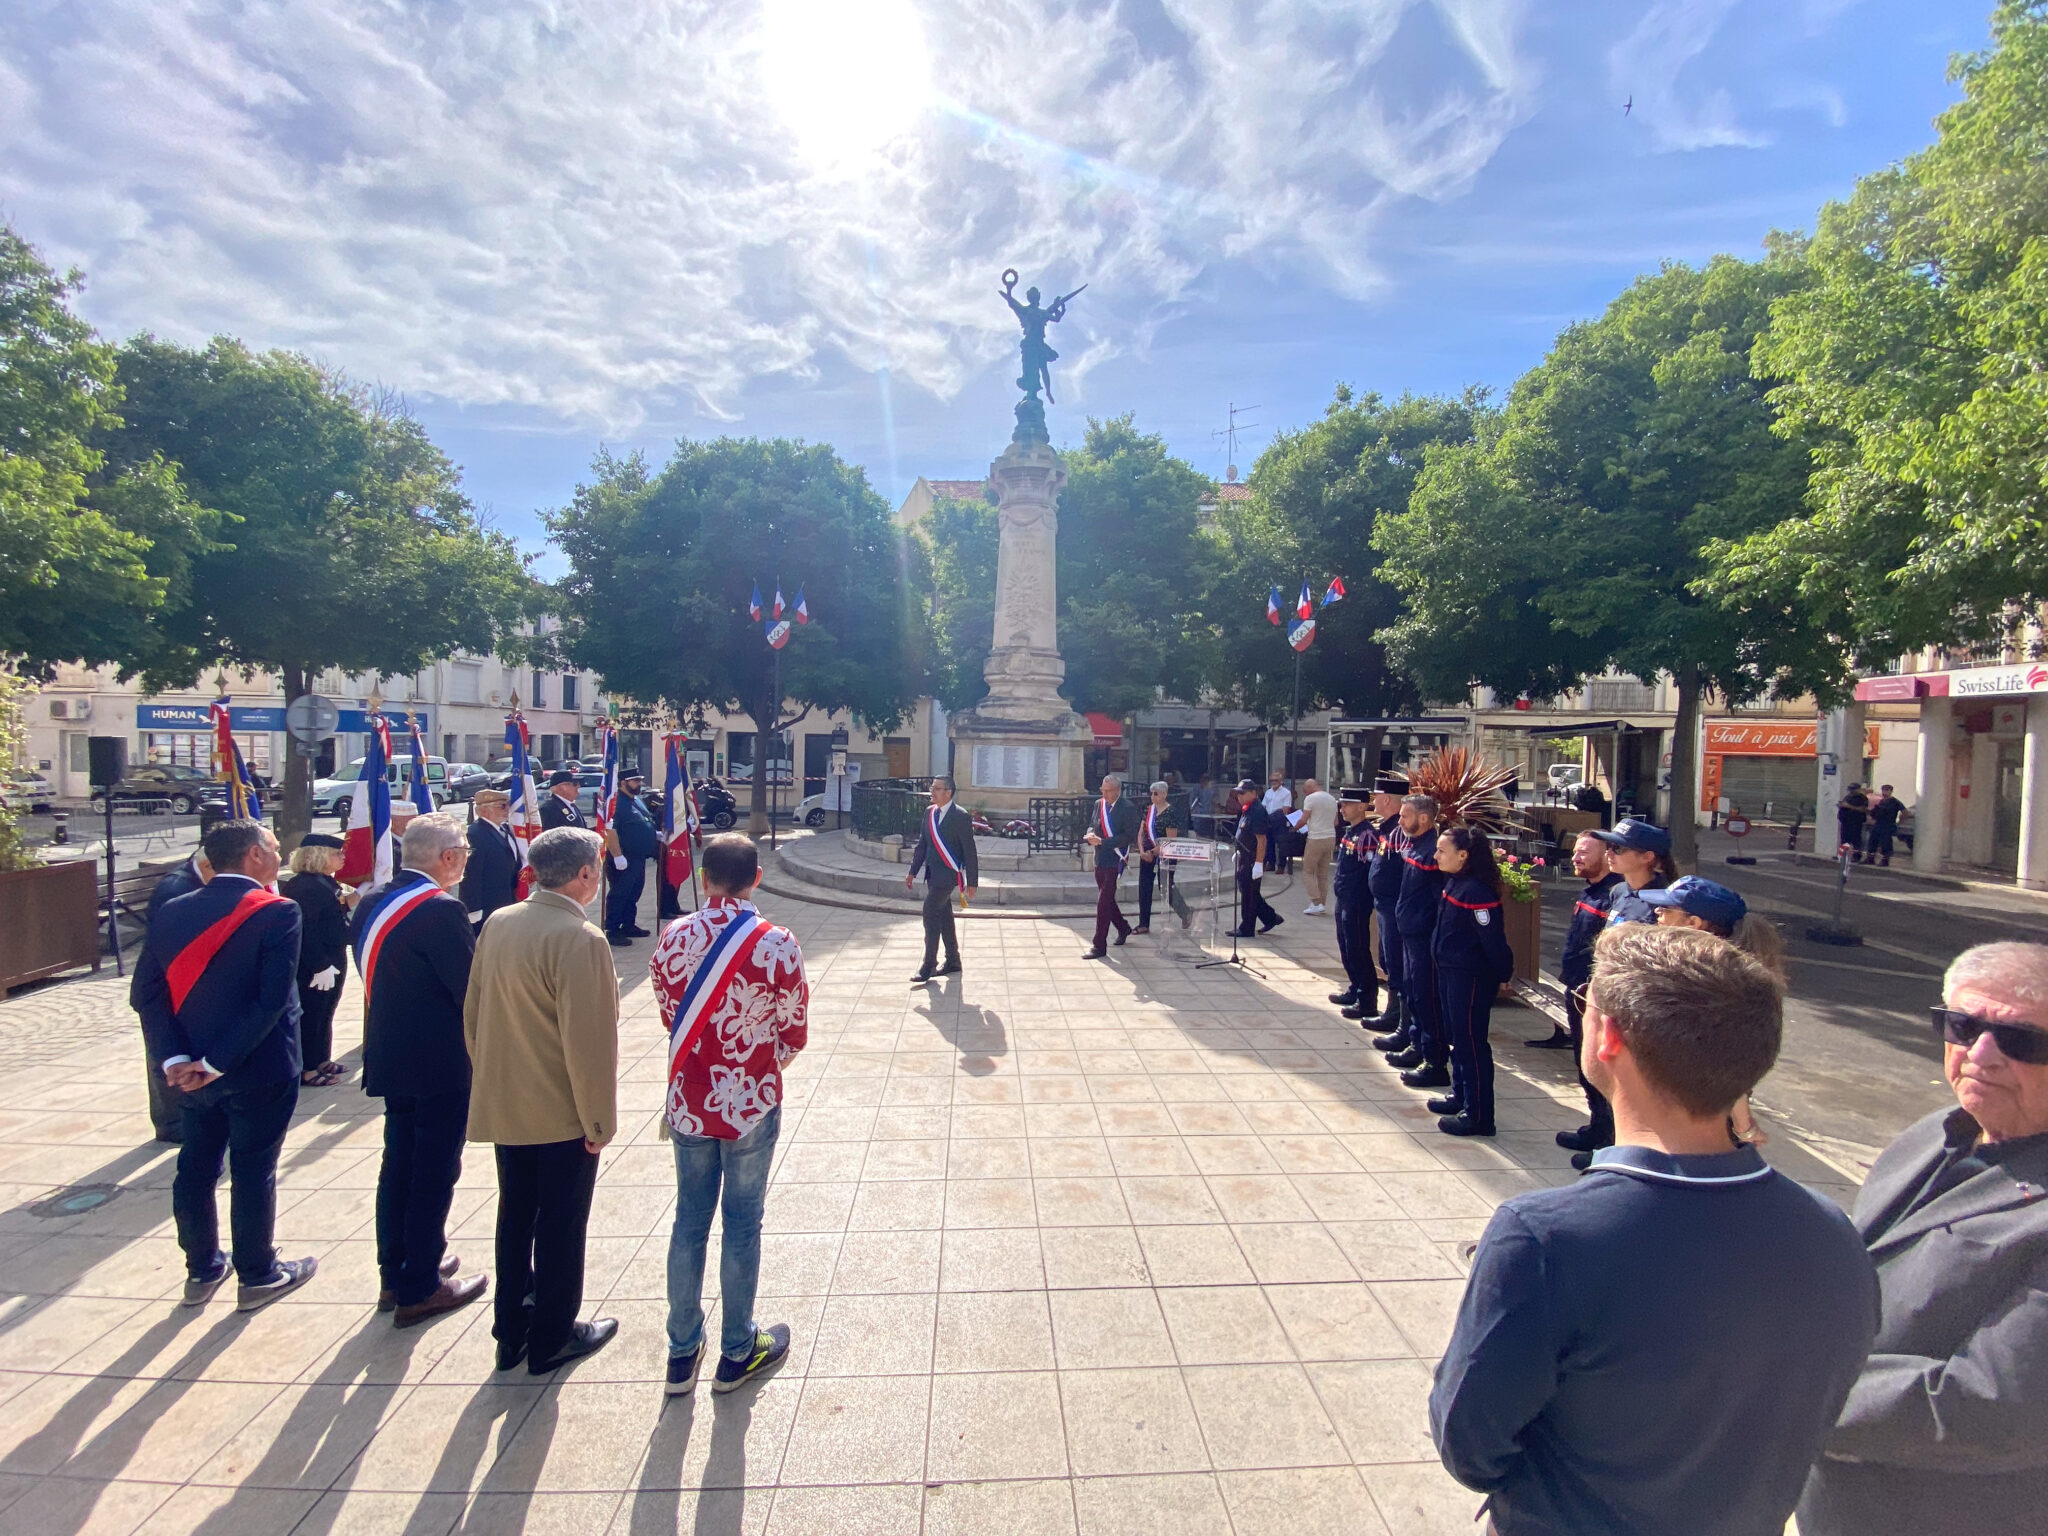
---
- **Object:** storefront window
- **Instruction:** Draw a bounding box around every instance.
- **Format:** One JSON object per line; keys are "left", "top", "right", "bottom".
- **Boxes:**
{"left": 144, "top": 732, "right": 273, "bottom": 772}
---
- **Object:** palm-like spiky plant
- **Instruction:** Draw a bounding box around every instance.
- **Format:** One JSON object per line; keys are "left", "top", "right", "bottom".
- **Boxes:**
{"left": 1408, "top": 745, "right": 1524, "bottom": 834}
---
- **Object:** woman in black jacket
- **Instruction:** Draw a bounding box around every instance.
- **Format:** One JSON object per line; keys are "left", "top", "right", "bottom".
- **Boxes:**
{"left": 1431, "top": 826, "right": 1516, "bottom": 1139}
{"left": 282, "top": 833, "right": 352, "bottom": 1087}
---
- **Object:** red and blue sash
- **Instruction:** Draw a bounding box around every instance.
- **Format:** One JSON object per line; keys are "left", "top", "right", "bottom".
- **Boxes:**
{"left": 166, "top": 887, "right": 286, "bottom": 1013}
{"left": 666, "top": 909, "right": 772, "bottom": 1133}
{"left": 1098, "top": 799, "right": 1126, "bottom": 869}
{"left": 928, "top": 805, "right": 964, "bottom": 878}
{"left": 1143, "top": 804, "right": 1159, "bottom": 849}
{"left": 353, "top": 877, "right": 447, "bottom": 1006}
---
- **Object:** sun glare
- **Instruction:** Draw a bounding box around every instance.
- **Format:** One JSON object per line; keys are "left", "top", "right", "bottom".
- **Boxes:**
{"left": 760, "top": 0, "right": 933, "bottom": 166}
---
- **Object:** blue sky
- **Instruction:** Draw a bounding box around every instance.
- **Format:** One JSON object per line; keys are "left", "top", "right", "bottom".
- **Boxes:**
{"left": 0, "top": 0, "right": 1989, "bottom": 570}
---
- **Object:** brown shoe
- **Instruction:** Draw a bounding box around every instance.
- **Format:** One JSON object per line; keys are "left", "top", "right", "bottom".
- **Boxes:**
{"left": 393, "top": 1274, "right": 487, "bottom": 1329}
{"left": 378, "top": 1253, "right": 461, "bottom": 1313}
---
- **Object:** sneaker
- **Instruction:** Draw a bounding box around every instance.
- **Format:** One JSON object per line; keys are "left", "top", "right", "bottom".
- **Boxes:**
{"left": 237, "top": 1256, "right": 318, "bottom": 1313}
{"left": 665, "top": 1344, "right": 704, "bottom": 1397}
{"left": 182, "top": 1260, "right": 229, "bottom": 1308}
{"left": 1303, "top": 903, "right": 1323, "bottom": 915}
{"left": 713, "top": 1324, "right": 791, "bottom": 1394}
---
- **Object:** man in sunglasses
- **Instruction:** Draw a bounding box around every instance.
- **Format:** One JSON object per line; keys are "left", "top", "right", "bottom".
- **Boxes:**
{"left": 1800, "top": 940, "right": 2048, "bottom": 1536}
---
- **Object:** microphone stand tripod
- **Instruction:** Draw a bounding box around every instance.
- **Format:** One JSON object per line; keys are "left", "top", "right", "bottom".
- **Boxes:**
{"left": 1196, "top": 839, "right": 1263, "bottom": 977}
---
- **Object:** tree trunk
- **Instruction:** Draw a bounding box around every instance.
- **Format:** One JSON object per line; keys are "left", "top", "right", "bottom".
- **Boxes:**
{"left": 278, "top": 662, "right": 312, "bottom": 850}
{"left": 747, "top": 689, "right": 773, "bottom": 837}
{"left": 1668, "top": 663, "right": 1703, "bottom": 874}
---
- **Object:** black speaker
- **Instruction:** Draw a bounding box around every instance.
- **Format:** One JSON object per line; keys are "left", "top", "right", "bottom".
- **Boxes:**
{"left": 87, "top": 736, "right": 127, "bottom": 788}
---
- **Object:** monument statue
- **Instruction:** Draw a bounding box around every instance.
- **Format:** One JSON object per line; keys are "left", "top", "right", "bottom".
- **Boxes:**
{"left": 946, "top": 269, "right": 1095, "bottom": 811}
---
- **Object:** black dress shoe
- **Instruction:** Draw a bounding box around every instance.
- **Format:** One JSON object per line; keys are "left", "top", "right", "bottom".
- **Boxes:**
{"left": 1233, "top": 928, "right": 1257, "bottom": 939}
{"left": 1341, "top": 1005, "right": 1373, "bottom": 1021}
{"left": 1113, "top": 931, "right": 1128, "bottom": 946}
{"left": 1371, "top": 1029, "right": 1410, "bottom": 1053}
{"left": 1082, "top": 946, "right": 1108, "bottom": 960}
{"left": 1259, "top": 917, "right": 1283, "bottom": 933}
{"left": 606, "top": 932, "right": 633, "bottom": 948}
{"left": 530, "top": 1318, "right": 619, "bottom": 1375}
{"left": 1385, "top": 1046, "right": 1425, "bottom": 1071}
{"left": 495, "top": 1339, "right": 527, "bottom": 1372}
{"left": 912, "top": 969, "right": 936, "bottom": 984}
{"left": 1570, "top": 1149, "right": 1594, "bottom": 1172}
{"left": 625, "top": 925, "right": 653, "bottom": 938}
{"left": 1365, "top": 1005, "right": 1401, "bottom": 1031}
{"left": 1426, "top": 1095, "right": 1463, "bottom": 1115}
{"left": 936, "top": 959, "right": 962, "bottom": 975}
{"left": 1329, "top": 990, "right": 1359, "bottom": 1007}
{"left": 1401, "top": 1063, "right": 1452, "bottom": 1090}
{"left": 1438, "top": 1113, "right": 1495, "bottom": 1138}
{"left": 1555, "top": 1126, "right": 1600, "bottom": 1153}
{"left": 1524, "top": 1030, "right": 1572, "bottom": 1049}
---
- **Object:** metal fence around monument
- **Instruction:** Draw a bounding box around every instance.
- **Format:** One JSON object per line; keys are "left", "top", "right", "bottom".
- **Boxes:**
{"left": 850, "top": 778, "right": 938, "bottom": 843}
{"left": 1026, "top": 790, "right": 1193, "bottom": 853}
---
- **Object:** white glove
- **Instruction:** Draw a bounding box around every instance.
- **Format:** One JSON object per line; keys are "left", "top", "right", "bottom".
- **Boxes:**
{"left": 613, "top": 854, "right": 628, "bottom": 870}
{"left": 308, "top": 965, "right": 339, "bottom": 992}
{"left": 1251, "top": 861, "right": 1263, "bottom": 880}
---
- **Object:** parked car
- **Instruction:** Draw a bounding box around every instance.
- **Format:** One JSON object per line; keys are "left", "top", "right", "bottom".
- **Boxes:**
{"left": 1546, "top": 763, "right": 1583, "bottom": 793}
{"left": 2, "top": 769, "right": 55, "bottom": 813}
{"left": 313, "top": 755, "right": 448, "bottom": 818}
{"left": 442, "top": 762, "right": 492, "bottom": 801}
{"left": 87, "top": 764, "right": 218, "bottom": 815}
{"left": 794, "top": 791, "right": 830, "bottom": 827}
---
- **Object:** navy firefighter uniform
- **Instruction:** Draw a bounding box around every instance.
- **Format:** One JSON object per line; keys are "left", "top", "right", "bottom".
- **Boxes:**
{"left": 1394, "top": 824, "right": 1447, "bottom": 1081}
{"left": 1561, "top": 870, "right": 1623, "bottom": 1148}
{"left": 1433, "top": 872, "right": 1516, "bottom": 1136}
{"left": 1365, "top": 773, "right": 1410, "bottom": 1040}
{"left": 1330, "top": 789, "right": 1378, "bottom": 1020}
{"left": 605, "top": 775, "right": 662, "bottom": 940}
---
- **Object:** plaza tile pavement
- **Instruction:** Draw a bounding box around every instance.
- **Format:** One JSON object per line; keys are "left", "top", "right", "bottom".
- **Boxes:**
{"left": 0, "top": 894, "right": 1859, "bottom": 1535}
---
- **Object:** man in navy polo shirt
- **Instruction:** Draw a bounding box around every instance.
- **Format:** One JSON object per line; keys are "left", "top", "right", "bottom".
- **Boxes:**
{"left": 1431, "top": 922, "right": 1879, "bottom": 1536}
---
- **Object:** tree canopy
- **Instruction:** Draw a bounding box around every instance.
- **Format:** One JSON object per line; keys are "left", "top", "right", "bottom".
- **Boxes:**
{"left": 548, "top": 437, "right": 925, "bottom": 828}
{"left": 0, "top": 228, "right": 214, "bottom": 675}
{"left": 1720, "top": 0, "right": 2048, "bottom": 659}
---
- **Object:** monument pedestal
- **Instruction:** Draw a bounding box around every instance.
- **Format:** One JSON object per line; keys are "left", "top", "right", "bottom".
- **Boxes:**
{"left": 948, "top": 419, "right": 1093, "bottom": 813}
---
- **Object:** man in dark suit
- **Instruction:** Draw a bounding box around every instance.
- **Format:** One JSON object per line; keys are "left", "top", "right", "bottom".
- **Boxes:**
{"left": 1800, "top": 940, "right": 2048, "bottom": 1536}
{"left": 905, "top": 776, "right": 978, "bottom": 981}
{"left": 351, "top": 811, "right": 489, "bottom": 1329}
{"left": 1081, "top": 773, "right": 1140, "bottom": 959}
{"left": 1230, "top": 779, "right": 1283, "bottom": 937}
{"left": 604, "top": 769, "right": 661, "bottom": 945}
{"left": 460, "top": 788, "right": 523, "bottom": 930}
{"left": 539, "top": 769, "right": 587, "bottom": 831}
{"left": 132, "top": 820, "right": 318, "bottom": 1311}
{"left": 140, "top": 849, "right": 211, "bottom": 1141}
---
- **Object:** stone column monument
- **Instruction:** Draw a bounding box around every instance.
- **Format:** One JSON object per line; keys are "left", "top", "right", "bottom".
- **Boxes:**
{"left": 947, "top": 271, "right": 1094, "bottom": 814}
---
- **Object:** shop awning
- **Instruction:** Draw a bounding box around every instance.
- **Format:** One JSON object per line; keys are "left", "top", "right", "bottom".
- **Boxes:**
{"left": 1085, "top": 712, "right": 1125, "bottom": 745}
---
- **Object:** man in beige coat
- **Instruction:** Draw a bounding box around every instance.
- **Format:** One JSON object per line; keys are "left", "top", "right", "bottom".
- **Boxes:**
{"left": 465, "top": 826, "right": 621, "bottom": 1374}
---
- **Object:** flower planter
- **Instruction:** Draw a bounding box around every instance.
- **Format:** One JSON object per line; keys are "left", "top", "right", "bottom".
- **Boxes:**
{"left": 1502, "top": 894, "right": 1541, "bottom": 985}
{"left": 0, "top": 859, "right": 100, "bottom": 998}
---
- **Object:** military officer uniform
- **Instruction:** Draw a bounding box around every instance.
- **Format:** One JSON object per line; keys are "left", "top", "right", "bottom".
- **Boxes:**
{"left": 539, "top": 770, "right": 588, "bottom": 832}
{"left": 1365, "top": 772, "right": 1410, "bottom": 1045}
{"left": 1390, "top": 821, "right": 1450, "bottom": 1089}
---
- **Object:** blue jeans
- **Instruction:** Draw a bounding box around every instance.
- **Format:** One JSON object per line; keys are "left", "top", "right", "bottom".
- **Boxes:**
{"left": 173, "top": 1074, "right": 298, "bottom": 1284}
{"left": 666, "top": 1105, "right": 781, "bottom": 1360}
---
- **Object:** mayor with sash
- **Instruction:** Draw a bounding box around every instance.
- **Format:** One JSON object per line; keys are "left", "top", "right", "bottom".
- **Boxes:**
{"left": 906, "top": 776, "right": 978, "bottom": 982}
{"left": 1081, "top": 773, "right": 1140, "bottom": 959}
{"left": 648, "top": 833, "right": 809, "bottom": 1395}
{"left": 350, "top": 812, "right": 489, "bottom": 1328}
{"left": 131, "top": 820, "right": 319, "bottom": 1311}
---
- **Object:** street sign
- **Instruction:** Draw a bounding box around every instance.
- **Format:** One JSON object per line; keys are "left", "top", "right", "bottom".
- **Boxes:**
{"left": 1725, "top": 816, "right": 1751, "bottom": 838}
{"left": 286, "top": 694, "right": 339, "bottom": 745}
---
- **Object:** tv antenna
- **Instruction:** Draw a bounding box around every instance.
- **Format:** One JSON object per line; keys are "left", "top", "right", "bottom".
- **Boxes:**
{"left": 1213, "top": 402, "right": 1261, "bottom": 482}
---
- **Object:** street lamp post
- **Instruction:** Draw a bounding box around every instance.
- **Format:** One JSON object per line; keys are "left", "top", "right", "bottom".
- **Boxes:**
{"left": 831, "top": 724, "right": 850, "bottom": 831}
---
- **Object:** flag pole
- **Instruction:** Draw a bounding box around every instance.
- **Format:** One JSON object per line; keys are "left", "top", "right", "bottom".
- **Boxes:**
{"left": 1288, "top": 573, "right": 1306, "bottom": 787}
{"left": 770, "top": 573, "right": 781, "bottom": 851}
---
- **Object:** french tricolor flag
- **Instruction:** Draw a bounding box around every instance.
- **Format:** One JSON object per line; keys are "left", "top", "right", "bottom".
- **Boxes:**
{"left": 748, "top": 583, "right": 763, "bottom": 621}
{"left": 1266, "top": 587, "right": 1282, "bottom": 625}
{"left": 1322, "top": 576, "right": 1346, "bottom": 606}
{"left": 505, "top": 712, "right": 540, "bottom": 897}
{"left": 792, "top": 586, "right": 809, "bottom": 625}
{"left": 772, "top": 585, "right": 786, "bottom": 621}
{"left": 339, "top": 718, "right": 395, "bottom": 891}
{"left": 1297, "top": 581, "right": 1313, "bottom": 621}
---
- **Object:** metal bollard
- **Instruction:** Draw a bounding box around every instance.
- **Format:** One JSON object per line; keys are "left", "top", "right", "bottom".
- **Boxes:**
{"left": 52, "top": 810, "right": 68, "bottom": 845}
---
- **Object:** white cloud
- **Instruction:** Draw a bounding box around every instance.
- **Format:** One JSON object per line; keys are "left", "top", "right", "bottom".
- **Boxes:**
{"left": 1610, "top": 0, "right": 1771, "bottom": 152}
{"left": 0, "top": 0, "right": 1538, "bottom": 427}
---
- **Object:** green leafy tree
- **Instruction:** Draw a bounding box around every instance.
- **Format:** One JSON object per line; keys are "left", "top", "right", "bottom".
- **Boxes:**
{"left": 547, "top": 438, "right": 926, "bottom": 831}
{"left": 1205, "top": 390, "right": 1479, "bottom": 773}
{"left": 108, "top": 337, "right": 538, "bottom": 840}
{"left": 1376, "top": 256, "right": 1833, "bottom": 870}
{"left": 0, "top": 228, "right": 213, "bottom": 674}
{"left": 1052, "top": 415, "right": 1210, "bottom": 720}
{"left": 1721, "top": 0, "right": 2048, "bottom": 658}
{"left": 922, "top": 490, "right": 998, "bottom": 713}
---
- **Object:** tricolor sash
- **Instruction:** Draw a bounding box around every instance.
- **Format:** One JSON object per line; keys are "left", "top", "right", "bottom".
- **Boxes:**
{"left": 666, "top": 909, "right": 772, "bottom": 1133}
{"left": 353, "top": 877, "right": 448, "bottom": 1006}
{"left": 927, "top": 805, "right": 965, "bottom": 878}
{"left": 1143, "top": 804, "right": 1158, "bottom": 850}
{"left": 166, "top": 887, "right": 286, "bottom": 1013}
{"left": 1098, "top": 799, "right": 1126, "bottom": 869}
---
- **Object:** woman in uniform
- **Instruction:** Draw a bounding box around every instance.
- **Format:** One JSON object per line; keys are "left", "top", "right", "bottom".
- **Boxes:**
{"left": 1430, "top": 826, "right": 1516, "bottom": 1139}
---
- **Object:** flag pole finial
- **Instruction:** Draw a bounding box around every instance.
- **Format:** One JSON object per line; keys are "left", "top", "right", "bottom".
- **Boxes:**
{"left": 509, "top": 690, "right": 520, "bottom": 710}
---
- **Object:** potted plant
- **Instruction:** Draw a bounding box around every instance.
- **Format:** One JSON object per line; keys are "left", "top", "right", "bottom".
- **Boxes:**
{"left": 1407, "top": 745, "right": 1539, "bottom": 987}
{"left": 1497, "top": 854, "right": 1544, "bottom": 983}
{"left": 0, "top": 673, "right": 100, "bottom": 996}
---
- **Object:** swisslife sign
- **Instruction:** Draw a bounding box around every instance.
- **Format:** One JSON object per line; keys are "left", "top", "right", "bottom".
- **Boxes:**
{"left": 1950, "top": 664, "right": 2048, "bottom": 698}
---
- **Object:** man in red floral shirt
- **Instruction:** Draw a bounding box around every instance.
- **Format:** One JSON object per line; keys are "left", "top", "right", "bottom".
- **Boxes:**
{"left": 648, "top": 833, "right": 808, "bottom": 1396}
